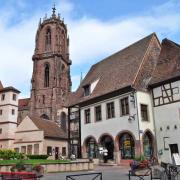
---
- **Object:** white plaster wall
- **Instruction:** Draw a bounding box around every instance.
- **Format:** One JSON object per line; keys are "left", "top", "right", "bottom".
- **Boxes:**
{"left": 15, "top": 131, "right": 43, "bottom": 142}
{"left": 0, "top": 91, "right": 18, "bottom": 106}
{"left": 17, "top": 116, "right": 39, "bottom": 131}
{"left": 90, "top": 79, "right": 99, "bottom": 93}
{"left": 14, "top": 142, "right": 44, "bottom": 154}
{"left": 0, "top": 91, "right": 19, "bottom": 149}
{"left": 0, "top": 105, "right": 18, "bottom": 123}
{"left": 81, "top": 92, "right": 139, "bottom": 145}
{"left": 136, "top": 91, "right": 155, "bottom": 137}
{"left": 154, "top": 101, "right": 180, "bottom": 163}
{"left": 0, "top": 124, "right": 17, "bottom": 139}
{"left": 43, "top": 139, "right": 68, "bottom": 158}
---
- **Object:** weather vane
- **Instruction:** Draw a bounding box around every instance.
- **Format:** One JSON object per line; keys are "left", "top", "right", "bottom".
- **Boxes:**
{"left": 52, "top": 3, "right": 56, "bottom": 16}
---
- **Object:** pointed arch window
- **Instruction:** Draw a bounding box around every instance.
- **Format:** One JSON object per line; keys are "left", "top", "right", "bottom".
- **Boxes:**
{"left": 44, "top": 64, "right": 50, "bottom": 87}
{"left": 45, "top": 28, "right": 51, "bottom": 51}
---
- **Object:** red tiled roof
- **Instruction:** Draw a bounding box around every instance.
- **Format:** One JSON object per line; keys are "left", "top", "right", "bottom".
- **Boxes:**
{"left": 68, "top": 33, "right": 160, "bottom": 106}
{"left": 150, "top": 39, "right": 180, "bottom": 86}
{"left": 29, "top": 116, "right": 67, "bottom": 139}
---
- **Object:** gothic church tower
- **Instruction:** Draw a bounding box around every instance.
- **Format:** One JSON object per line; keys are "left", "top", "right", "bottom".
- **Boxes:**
{"left": 29, "top": 7, "right": 71, "bottom": 122}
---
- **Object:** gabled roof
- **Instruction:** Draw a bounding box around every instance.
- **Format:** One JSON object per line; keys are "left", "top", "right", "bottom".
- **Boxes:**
{"left": 0, "top": 86, "right": 20, "bottom": 93}
{"left": 18, "top": 98, "right": 30, "bottom": 111}
{"left": 150, "top": 38, "right": 180, "bottom": 87}
{"left": 68, "top": 33, "right": 160, "bottom": 106}
{"left": 29, "top": 116, "right": 67, "bottom": 140}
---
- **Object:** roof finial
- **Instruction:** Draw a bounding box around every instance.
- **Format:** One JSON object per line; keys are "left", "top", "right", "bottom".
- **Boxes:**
{"left": 80, "top": 72, "right": 83, "bottom": 84}
{"left": 52, "top": 3, "right": 56, "bottom": 17}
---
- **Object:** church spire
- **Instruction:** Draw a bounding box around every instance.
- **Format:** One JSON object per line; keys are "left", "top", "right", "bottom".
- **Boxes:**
{"left": 52, "top": 4, "right": 56, "bottom": 18}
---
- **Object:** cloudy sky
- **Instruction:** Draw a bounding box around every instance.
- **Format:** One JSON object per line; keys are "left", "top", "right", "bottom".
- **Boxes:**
{"left": 0, "top": 0, "right": 180, "bottom": 98}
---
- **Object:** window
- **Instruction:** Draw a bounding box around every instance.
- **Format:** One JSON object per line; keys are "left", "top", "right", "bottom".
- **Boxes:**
{"left": 120, "top": 97, "right": 129, "bottom": 116}
{"left": 106, "top": 102, "right": 115, "bottom": 119}
{"left": 84, "top": 85, "right": 90, "bottom": 96}
{"left": 95, "top": 106, "right": 102, "bottom": 122}
{"left": 13, "top": 94, "right": 16, "bottom": 101}
{"left": 47, "top": 146, "right": 52, "bottom": 156}
{"left": 0, "top": 128, "right": 2, "bottom": 134}
{"left": 14, "top": 148, "right": 19, "bottom": 153}
{"left": 27, "top": 145, "right": 32, "bottom": 155}
{"left": 12, "top": 109, "right": 15, "bottom": 115}
{"left": 45, "top": 28, "right": 51, "bottom": 51}
{"left": 1, "top": 94, "right": 5, "bottom": 101}
{"left": 84, "top": 109, "right": 91, "bottom": 124}
{"left": 21, "top": 146, "right": 26, "bottom": 154}
{"left": 42, "top": 95, "right": 45, "bottom": 104}
{"left": 44, "top": 64, "right": 50, "bottom": 87}
{"left": 62, "top": 147, "right": 66, "bottom": 156}
{"left": 60, "top": 112, "right": 67, "bottom": 132}
{"left": 141, "top": 104, "right": 149, "bottom": 121}
{"left": 34, "top": 144, "right": 39, "bottom": 155}
{"left": 0, "top": 110, "right": 2, "bottom": 115}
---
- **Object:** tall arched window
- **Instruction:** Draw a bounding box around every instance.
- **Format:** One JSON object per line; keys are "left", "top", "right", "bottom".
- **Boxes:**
{"left": 60, "top": 112, "right": 67, "bottom": 132}
{"left": 44, "top": 64, "right": 50, "bottom": 87}
{"left": 45, "top": 28, "right": 51, "bottom": 51}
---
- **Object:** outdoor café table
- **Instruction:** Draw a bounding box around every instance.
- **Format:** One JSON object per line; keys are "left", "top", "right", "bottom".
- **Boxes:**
{"left": 129, "top": 168, "right": 153, "bottom": 180}
{"left": 0, "top": 172, "right": 43, "bottom": 180}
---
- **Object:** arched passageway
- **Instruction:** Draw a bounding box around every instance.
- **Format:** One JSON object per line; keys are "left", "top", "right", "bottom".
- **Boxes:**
{"left": 143, "top": 131, "right": 154, "bottom": 158}
{"left": 119, "top": 132, "right": 135, "bottom": 159}
{"left": 99, "top": 135, "right": 114, "bottom": 160}
{"left": 85, "top": 137, "right": 98, "bottom": 158}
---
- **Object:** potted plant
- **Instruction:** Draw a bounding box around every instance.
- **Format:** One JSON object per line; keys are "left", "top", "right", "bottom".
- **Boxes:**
{"left": 32, "top": 164, "right": 44, "bottom": 177}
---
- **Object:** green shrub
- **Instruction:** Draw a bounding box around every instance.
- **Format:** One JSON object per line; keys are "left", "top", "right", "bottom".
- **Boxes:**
{"left": 10, "top": 160, "right": 25, "bottom": 172}
{"left": 27, "top": 155, "right": 49, "bottom": 159}
{"left": 0, "top": 149, "right": 24, "bottom": 160}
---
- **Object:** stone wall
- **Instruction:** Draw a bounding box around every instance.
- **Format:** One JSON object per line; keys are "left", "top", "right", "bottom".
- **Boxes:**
{"left": 0, "top": 161, "right": 94, "bottom": 173}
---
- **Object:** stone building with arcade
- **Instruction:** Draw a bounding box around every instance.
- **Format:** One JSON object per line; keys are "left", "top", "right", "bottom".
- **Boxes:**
{"left": 68, "top": 35, "right": 180, "bottom": 164}
{"left": 68, "top": 33, "right": 160, "bottom": 164}
{"left": 0, "top": 6, "right": 179, "bottom": 164}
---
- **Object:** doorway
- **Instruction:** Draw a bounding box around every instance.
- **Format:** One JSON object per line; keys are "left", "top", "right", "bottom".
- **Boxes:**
{"left": 100, "top": 135, "right": 114, "bottom": 160}
{"left": 169, "top": 144, "right": 179, "bottom": 155}
{"left": 143, "top": 131, "right": 153, "bottom": 158}
{"left": 119, "top": 133, "right": 135, "bottom": 159}
{"left": 55, "top": 147, "right": 59, "bottom": 160}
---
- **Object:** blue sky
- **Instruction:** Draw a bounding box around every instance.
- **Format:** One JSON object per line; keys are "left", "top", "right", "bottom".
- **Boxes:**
{"left": 0, "top": 0, "right": 180, "bottom": 98}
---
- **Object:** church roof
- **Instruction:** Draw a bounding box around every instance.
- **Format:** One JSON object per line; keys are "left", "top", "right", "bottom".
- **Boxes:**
{"left": 18, "top": 98, "right": 30, "bottom": 111}
{"left": 149, "top": 38, "right": 180, "bottom": 87}
{"left": 29, "top": 116, "right": 68, "bottom": 140}
{"left": 68, "top": 33, "right": 160, "bottom": 106}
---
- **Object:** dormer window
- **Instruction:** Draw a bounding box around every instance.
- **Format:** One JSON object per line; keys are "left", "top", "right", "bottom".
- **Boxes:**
{"left": 84, "top": 85, "right": 90, "bottom": 96}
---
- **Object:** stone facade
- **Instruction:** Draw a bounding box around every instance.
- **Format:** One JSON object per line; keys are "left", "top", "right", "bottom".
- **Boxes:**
{"left": 29, "top": 11, "right": 71, "bottom": 123}
{"left": 14, "top": 116, "right": 68, "bottom": 159}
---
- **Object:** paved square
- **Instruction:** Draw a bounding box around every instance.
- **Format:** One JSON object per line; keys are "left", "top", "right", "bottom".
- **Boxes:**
{"left": 41, "top": 165, "right": 152, "bottom": 180}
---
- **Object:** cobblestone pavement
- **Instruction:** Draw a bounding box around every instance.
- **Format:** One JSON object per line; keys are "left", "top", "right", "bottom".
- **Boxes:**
{"left": 41, "top": 165, "right": 151, "bottom": 180}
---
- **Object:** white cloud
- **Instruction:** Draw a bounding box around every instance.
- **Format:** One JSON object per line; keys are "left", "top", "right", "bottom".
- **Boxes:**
{"left": 0, "top": 0, "right": 180, "bottom": 97}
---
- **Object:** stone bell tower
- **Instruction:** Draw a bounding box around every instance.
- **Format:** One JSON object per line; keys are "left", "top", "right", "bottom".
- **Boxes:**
{"left": 29, "top": 6, "right": 72, "bottom": 122}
